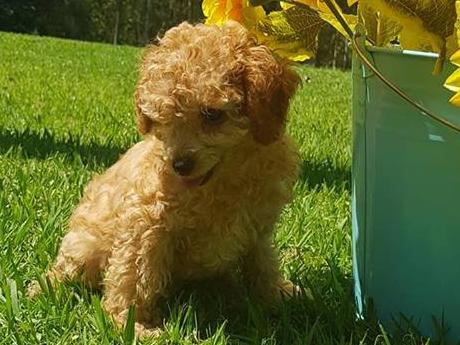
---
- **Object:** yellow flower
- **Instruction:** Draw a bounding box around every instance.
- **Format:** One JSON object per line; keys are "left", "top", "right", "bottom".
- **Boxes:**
{"left": 445, "top": 1, "right": 460, "bottom": 106}
{"left": 202, "top": 0, "right": 265, "bottom": 28}
{"left": 445, "top": 68, "right": 460, "bottom": 93}
{"left": 203, "top": 0, "right": 354, "bottom": 61}
{"left": 445, "top": 55, "right": 460, "bottom": 106}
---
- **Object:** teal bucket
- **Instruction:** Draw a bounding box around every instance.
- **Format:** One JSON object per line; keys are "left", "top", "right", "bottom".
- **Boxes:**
{"left": 352, "top": 42, "right": 460, "bottom": 340}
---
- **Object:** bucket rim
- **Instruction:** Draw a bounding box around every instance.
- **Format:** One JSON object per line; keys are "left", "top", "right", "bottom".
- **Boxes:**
{"left": 366, "top": 46, "right": 440, "bottom": 59}
{"left": 352, "top": 32, "right": 460, "bottom": 133}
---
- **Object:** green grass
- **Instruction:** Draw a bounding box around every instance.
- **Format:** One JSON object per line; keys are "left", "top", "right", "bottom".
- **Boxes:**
{"left": 0, "top": 32, "right": 433, "bottom": 344}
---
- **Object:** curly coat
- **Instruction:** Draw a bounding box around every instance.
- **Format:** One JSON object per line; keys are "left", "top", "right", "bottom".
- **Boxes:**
{"left": 31, "top": 21, "right": 301, "bottom": 335}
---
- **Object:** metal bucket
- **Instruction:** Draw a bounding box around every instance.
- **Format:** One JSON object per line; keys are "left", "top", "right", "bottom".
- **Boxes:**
{"left": 352, "top": 37, "right": 460, "bottom": 340}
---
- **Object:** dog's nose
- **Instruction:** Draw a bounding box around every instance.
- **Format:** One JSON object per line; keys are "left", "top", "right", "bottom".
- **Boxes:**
{"left": 172, "top": 156, "right": 195, "bottom": 176}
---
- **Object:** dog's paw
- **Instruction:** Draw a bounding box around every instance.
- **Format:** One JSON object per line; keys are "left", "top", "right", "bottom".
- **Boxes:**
{"left": 249, "top": 278, "right": 302, "bottom": 307}
{"left": 277, "top": 279, "right": 301, "bottom": 298}
{"left": 277, "top": 279, "right": 314, "bottom": 302}
{"left": 134, "top": 322, "right": 162, "bottom": 338}
{"left": 26, "top": 280, "right": 42, "bottom": 299}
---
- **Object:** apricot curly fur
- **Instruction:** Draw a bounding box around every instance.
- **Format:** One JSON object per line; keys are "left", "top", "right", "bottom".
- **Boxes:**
{"left": 30, "top": 21, "right": 301, "bottom": 336}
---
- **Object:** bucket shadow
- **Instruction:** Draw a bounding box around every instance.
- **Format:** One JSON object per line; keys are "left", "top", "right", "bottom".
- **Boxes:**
{"left": 300, "top": 159, "right": 351, "bottom": 191}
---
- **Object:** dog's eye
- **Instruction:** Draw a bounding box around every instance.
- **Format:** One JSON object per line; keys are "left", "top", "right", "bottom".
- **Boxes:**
{"left": 201, "top": 108, "right": 226, "bottom": 126}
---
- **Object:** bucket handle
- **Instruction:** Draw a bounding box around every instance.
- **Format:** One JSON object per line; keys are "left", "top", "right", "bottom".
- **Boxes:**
{"left": 352, "top": 31, "right": 460, "bottom": 133}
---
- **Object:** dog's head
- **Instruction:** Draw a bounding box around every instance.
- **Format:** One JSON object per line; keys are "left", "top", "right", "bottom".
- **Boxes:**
{"left": 135, "top": 21, "right": 299, "bottom": 187}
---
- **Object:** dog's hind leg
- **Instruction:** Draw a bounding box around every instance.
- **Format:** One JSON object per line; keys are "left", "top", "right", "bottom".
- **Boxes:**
{"left": 28, "top": 229, "right": 109, "bottom": 297}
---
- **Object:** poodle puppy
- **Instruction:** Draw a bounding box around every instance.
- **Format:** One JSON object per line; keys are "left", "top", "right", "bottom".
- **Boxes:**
{"left": 30, "top": 21, "right": 301, "bottom": 335}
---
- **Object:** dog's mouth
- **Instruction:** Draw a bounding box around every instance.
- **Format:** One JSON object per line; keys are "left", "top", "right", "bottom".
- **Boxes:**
{"left": 181, "top": 164, "right": 217, "bottom": 188}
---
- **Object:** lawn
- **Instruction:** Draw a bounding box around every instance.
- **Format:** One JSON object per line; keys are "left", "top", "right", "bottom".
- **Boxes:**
{"left": 0, "top": 32, "right": 426, "bottom": 344}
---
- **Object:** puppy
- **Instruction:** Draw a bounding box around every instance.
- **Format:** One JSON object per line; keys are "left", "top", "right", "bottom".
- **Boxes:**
{"left": 30, "top": 21, "right": 301, "bottom": 335}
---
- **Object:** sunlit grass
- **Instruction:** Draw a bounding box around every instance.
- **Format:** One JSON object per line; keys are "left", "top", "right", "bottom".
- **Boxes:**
{"left": 0, "top": 31, "right": 431, "bottom": 344}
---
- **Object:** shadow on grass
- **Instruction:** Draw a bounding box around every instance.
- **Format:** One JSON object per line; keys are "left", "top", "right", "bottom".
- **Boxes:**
{"left": 2, "top": 128, "right": 352, "bottom": 191}
{"left": 157, "top": 270, "right": 369, "bottom": 345}
{"left": 0, "top": 128, "right": 130, "bottom": 168}
{"left": 160, "top": 265, "right": 450, "bottom": 345}
{"left": 300, "top": 159, "right": 350, "bottom": 191}
{"left": 33, "top": 265, "right": 446, "bottom": 344}
{"left": 59, "top": 271, "right": 363, "bottom": 344}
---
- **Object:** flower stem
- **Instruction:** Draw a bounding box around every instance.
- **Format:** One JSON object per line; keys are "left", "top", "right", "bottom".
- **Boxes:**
{"left": 321, "top": 0, "right": 354, "bottom": 39}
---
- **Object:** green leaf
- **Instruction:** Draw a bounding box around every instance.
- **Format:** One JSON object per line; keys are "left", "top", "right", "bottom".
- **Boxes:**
{"left": 91, "top": 295, "right": 112, "bottom": 344}
{"left": 358, "top": 2, "right": 402, "bottom": 46}
{"left": 122, "top": 305, "right": 136, "bottom": 345}
{"left": 256, "top": 5, "right": 324, "bottom": 60}
{"left": 359, "top": 0, "right": 458, "bottom": 73}
{"left": 8, "top": 278, "right": 20, "bottom": 317}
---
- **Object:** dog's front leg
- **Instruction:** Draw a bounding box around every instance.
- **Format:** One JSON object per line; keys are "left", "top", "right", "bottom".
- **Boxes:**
{"left": 103, "top": 219, "right": 172, "bottom": 337}
{"left": 241, "top": 234, "right": 297, "bottom": 308}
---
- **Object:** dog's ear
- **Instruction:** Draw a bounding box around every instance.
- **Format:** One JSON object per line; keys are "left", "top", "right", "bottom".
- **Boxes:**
{"left": 241, "top": 45, "right": 300, "bottom": 145}
{"left": 134, "top": 86, "right": 153, "bottom": 135}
